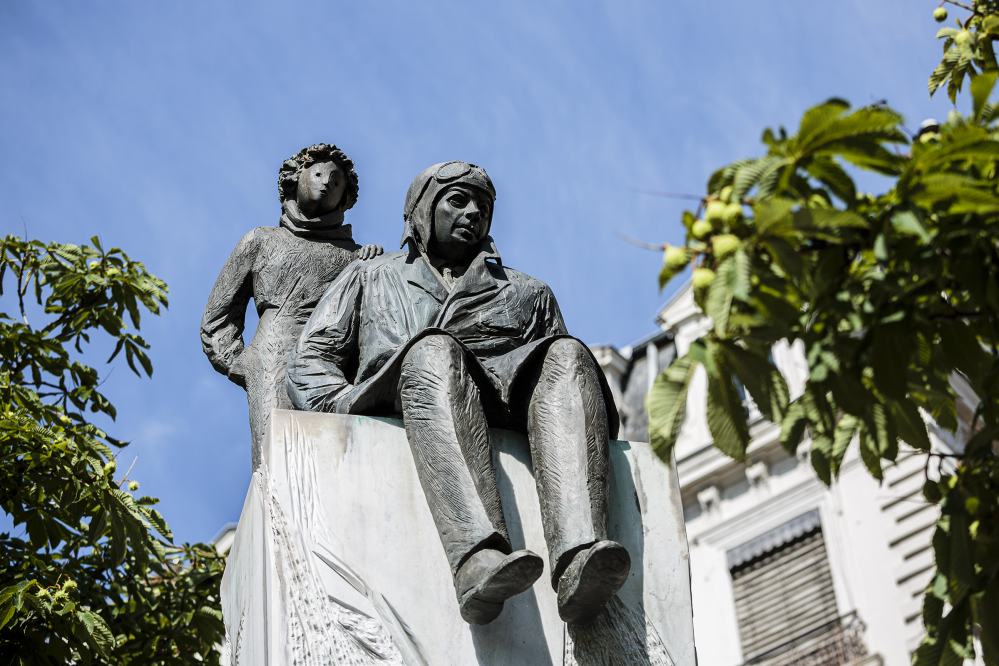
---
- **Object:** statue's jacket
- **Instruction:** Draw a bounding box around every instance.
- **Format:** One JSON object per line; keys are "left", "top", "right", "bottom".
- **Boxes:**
{"left": 286, "top": 237, "right": 619, "bottom": 436}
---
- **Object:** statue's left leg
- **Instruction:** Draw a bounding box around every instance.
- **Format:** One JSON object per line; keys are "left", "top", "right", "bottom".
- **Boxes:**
{"left": 527, "top": 338, "right": 631, "bottom": 624}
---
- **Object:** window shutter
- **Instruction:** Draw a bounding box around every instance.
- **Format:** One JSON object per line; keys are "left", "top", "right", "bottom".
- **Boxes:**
{"left": 729, "top": 516, "right": 840, "bottom": 662}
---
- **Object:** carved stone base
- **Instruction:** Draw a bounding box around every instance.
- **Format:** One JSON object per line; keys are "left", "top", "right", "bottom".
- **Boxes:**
{"left": 221, "top": 410, "right": 694, "bottom": 666}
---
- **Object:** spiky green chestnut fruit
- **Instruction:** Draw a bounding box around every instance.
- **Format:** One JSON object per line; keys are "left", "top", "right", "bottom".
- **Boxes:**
{"left": 719, "top": 185, "right": 734, "bottom": 203}
{"left": 933, "top": 6, "right": 947, "bottom": 21}
{"left": 63, "top": 580, "right": 77, "bottom": 592}
{"left": 692, "top": 268, "right": 716, "bottom": 289}
{"left": 692, "top": 219, "right": 713, "bottom": 239}
{"left": 705, "top": 200, "right": 727, "bottom": 224}
{"left": 129, "top": 480, "right": 139, "bottom": 491}
{"left": 722, "top": 202, "right": 744, "bottom": 225}
{"left": 712, "top": 234, "right": 740, "bottom": 259}
{"left": 955, "top": 30, "right": 972, "bottom": 46}
{"left": 664, "top": 246, "right": 688, "bottom": 272}
{"left": 103, "top": 460, "right": 116, "bottom": 475}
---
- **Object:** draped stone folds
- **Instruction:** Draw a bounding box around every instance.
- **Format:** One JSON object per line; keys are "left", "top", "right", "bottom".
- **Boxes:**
{"left": 220, "top": 409, "right": 695, "bottom": 666}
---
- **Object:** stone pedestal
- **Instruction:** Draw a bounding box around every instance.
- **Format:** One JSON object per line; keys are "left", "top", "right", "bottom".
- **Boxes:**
{"left": 221, "top": 410, "right": 694, "bottom": 666}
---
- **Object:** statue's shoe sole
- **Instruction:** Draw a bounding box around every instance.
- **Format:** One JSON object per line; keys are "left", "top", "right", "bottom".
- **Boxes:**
{"left": 459, "top": 550, "right": 544, "bottom": 625}
{"left": 557, "top": 541, "right": 631, "bottom": 625}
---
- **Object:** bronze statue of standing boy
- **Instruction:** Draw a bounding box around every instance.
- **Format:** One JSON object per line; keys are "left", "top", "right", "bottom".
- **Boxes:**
{"left": 201, "top": 144, "right": 381, "bottom": 469}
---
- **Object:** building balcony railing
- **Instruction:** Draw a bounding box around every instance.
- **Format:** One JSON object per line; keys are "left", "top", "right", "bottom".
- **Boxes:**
{"left": 743, "top": 613, "right": 869, "bottom": 666}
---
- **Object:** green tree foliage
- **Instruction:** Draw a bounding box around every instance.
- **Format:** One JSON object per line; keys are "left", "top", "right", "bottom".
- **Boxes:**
{"left": 649, "top": 4, "right": 999, "bottom": 661}
{"left": 929, "top": 0, "right": 999, "bottom": 103}
{"left": 0, "top": 235, "right": 226, "bottom": 664}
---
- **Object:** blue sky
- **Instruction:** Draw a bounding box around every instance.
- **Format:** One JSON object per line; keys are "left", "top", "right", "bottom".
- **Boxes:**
{"left": 0, "top": 1, "right": 963, "bottom": 543}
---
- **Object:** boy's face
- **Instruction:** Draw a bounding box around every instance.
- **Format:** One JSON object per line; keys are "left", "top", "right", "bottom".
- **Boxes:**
{"left": 296, "top": 160, "right": 347, "bottom": 216}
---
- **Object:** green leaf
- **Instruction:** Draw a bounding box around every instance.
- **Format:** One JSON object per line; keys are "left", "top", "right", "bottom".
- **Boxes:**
{"left": 707, "top": 262, "right": 734, "bottom": 337}
{"left": 142, "top": 507, "right": 173, "bottom": 542}
{"left": 938, "top": 322, "right": 991, "bottom": 389}
{"left": 949, "top": 511, "right": 975, "bottom": 590}
{"left": 647, "top": 355, "right": 698, "bottom": 462}
{"left": 89, "top": 612, "right": 115, "bottom": 656}
{"left": 794, "top": 207, "right": 869, "bottom": 230}
{"left": 888, "top": 399, "right": 932, "bottom": 451}
{"left": 831, "top": 413, "right": 859, "bottom": 477}
{"left": 705, "top": 342, "right": 750, "bottom": 461}
{"left": 965, "top": 423, "right": 999, "bottom": 458}
{"left": 972, "top": 71, "right": 998, "bottom": 122}
{"left": 796, "top": 98, "right": 851, "bottom": 144}
{"left": 754, "top": 198, "right": 796, "bottom": 234}
{"left": 727, "top": 249, "right": 751, "bottom": 302}
{"left": 722, "top": 342, "right": 789, "bottom": 423}
{"left": 977, "top": 574, "right": 999, "bottom": 666}
{"left": 732, "top": 155, "right": 790, "bottom": 202}
{"left": 0, "top": 605, "right": 15, "bottom": 631}
{"left": 891, "top": 210, "right": 932, "bottom": 243}
{"left": 871, "top": 324, "right": 912, "bottom": 399}
{"left": 810, "top": 431, "right": 834, "bottom": 484}
{"left": 780, "top": 399, "right": 808, "bottom": 455}
{"left": 857, "top": 428, "right": 884, "bottom": 481}
{"left": 804, "top": 156, "right": 856, "bottom": 204}
{"left": 914, "top": 599, "right": 973, "bottom": 666}
{"left": 923, "top": 585, "right": 944, "bottom": 631}
{"left": 930, "top": 46, "right": 962, "bottom": 97}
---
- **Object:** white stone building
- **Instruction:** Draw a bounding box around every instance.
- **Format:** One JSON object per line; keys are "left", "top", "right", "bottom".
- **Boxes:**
{"left": 592, "top": 281, "right": 968, "bottom": 666}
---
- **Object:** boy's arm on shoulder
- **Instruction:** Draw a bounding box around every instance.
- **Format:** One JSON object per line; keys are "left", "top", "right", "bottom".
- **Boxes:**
{"left": 200, "top": 228, "right": 265, "bottom": 384}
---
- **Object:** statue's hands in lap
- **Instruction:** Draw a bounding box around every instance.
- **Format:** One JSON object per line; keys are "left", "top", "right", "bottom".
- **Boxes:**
{"left": 356, "top": 244, "right": 383, "bottom": 261}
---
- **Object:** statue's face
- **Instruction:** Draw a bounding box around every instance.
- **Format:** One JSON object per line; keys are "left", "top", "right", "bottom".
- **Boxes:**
{"left": 296, "top": 160, "right": 348, "bottom": 216}
{"left": 430, "top": 185, "right": 492, "bottom": 263}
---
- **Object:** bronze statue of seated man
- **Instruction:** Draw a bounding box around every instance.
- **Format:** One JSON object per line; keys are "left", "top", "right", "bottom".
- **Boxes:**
{"left": 286, "top": 161, "right": 630, "bottom": 626}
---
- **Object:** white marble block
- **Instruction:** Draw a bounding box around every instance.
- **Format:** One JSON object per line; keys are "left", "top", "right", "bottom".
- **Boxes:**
{"left": 221, "top": 409, "right": 694, "bottom": 666}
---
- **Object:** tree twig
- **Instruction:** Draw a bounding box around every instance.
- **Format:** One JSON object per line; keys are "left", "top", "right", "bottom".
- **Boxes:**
{"left": 615, "top": 232, "right": 665, "bottom": 251}
{"left": 16, "top": 263, "right": 29, "bottom": 328}
{"left": 626, "top": 187, "right": 704, "bottom": 201}
{"left": 118, "top": 455, "right": 138, "bottom": 488}
{"left": 944, "top": 0, "right": 978, "bottom": 13}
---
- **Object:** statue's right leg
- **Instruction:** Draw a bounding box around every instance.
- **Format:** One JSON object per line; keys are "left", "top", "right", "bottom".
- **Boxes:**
{"left": 399, "top": 334, "right": 543, "bottom": 625}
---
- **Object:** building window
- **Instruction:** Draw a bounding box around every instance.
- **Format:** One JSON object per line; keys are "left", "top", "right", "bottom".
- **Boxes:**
{"left": 728, "top": 510, "right": 854, "bottom": 665}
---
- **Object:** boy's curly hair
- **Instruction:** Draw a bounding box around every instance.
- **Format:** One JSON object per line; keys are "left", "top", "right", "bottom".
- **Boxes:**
{"left": 277, "top": 144, "right": 359, "bottom": 212}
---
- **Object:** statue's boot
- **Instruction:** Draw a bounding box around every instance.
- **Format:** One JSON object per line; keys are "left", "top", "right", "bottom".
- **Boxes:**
{"left": 456, "top": 549, "right": 544, "bottom": 625}
{"left": 557, "top": 540, "right": 631, "bottom": 624}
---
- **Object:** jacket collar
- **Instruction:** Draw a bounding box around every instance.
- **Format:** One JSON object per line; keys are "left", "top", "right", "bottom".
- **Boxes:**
{"left": 405, "top": 236, "right": 502, "bottom": 304}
